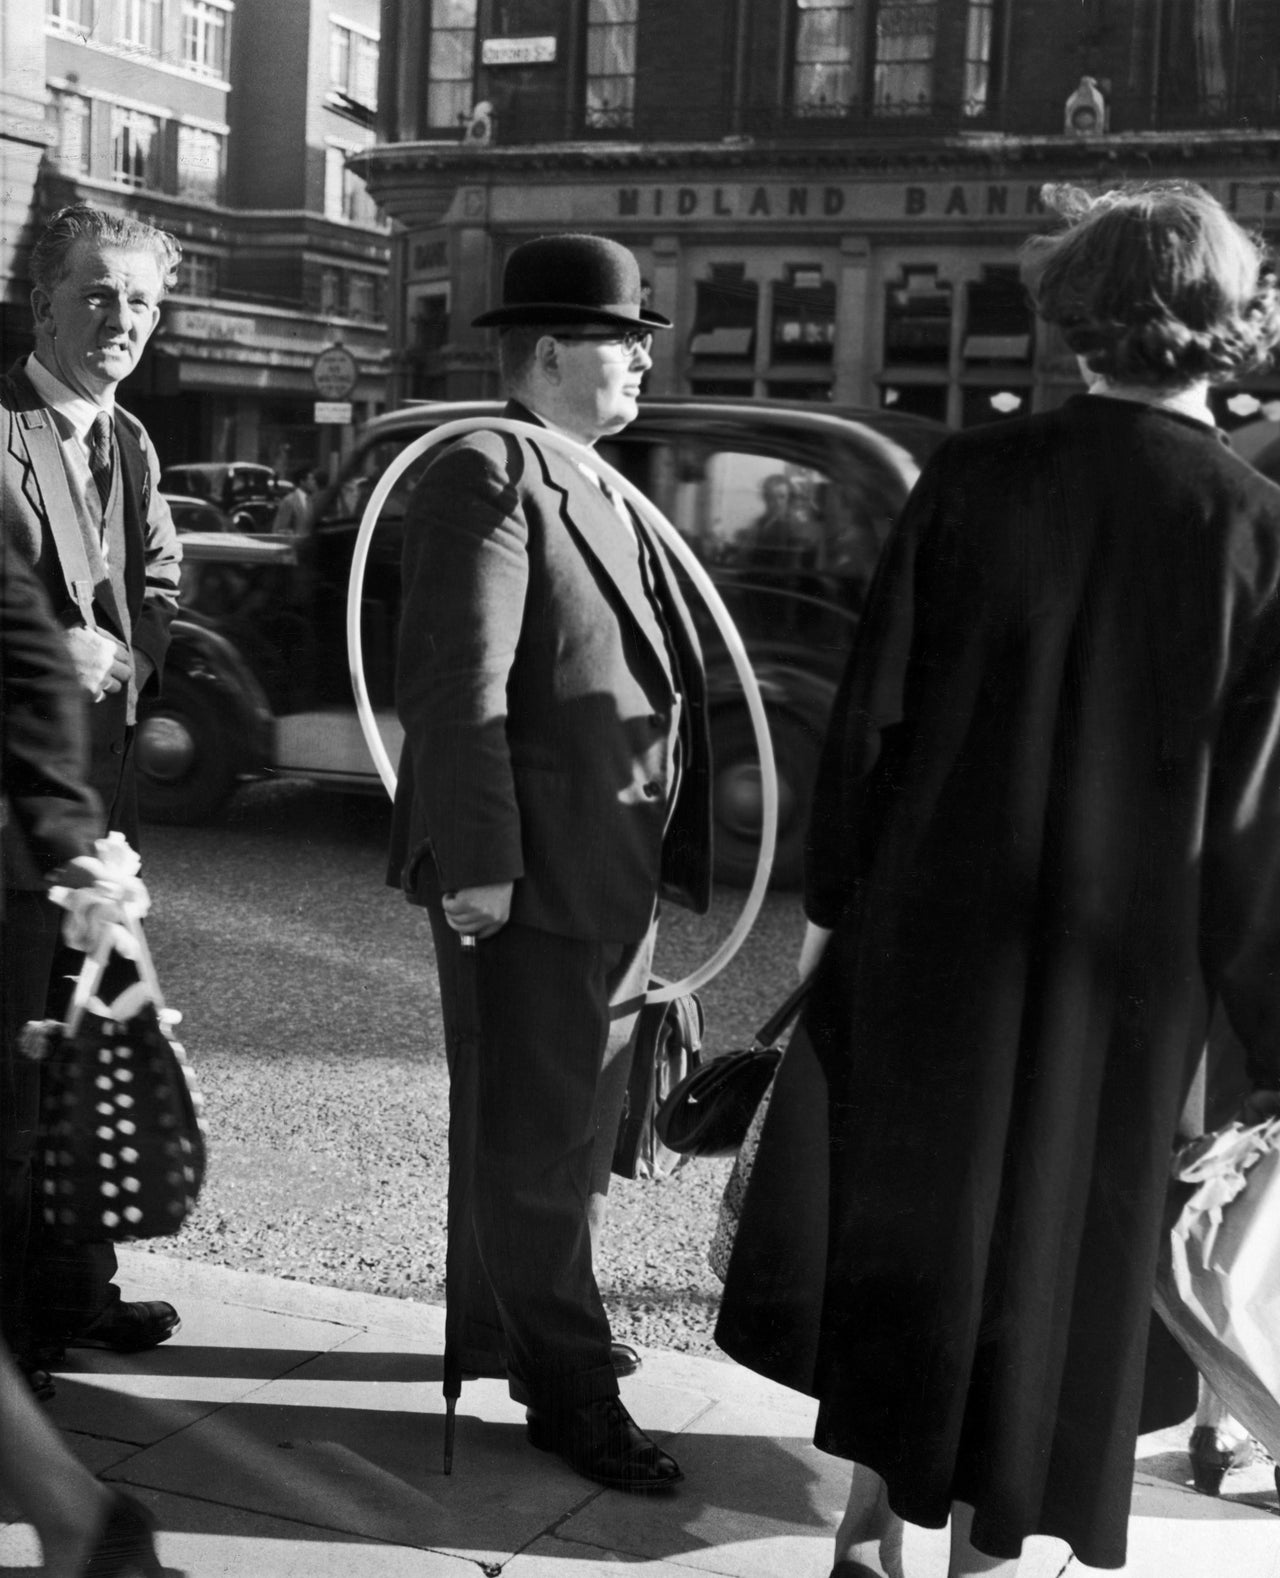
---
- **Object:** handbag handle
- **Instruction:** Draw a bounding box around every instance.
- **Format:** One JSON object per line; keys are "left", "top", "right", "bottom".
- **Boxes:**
{"left": 63, "top": 912, "right": 165, "bottom": 1040}
{"left": 750, "top": 976, "right": 813, "bottom": 1052}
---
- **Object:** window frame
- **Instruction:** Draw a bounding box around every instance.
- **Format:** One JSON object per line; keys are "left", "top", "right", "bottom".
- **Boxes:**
{"left": 872, "top": 0, "right": 939, "bottom": 118}
{"left": 330, "top": 16, "right": 380, "bottom": 110}
{"left": 118, "top": 0, "right": 162, "bottom": 54}
{"left": 182, "top": 0, "right": 231, "bottom": 81}
{"left": 426, "top": 0, "right": 479, "bottom": 132}
{"left": 47, "top": 0, "right": 98, "bottom": 35}
{"left": 176, "top": 122, "right": 224, "bottom": 203}
{"left": 109, "top": 104, "right": 162, "bottom": 191}
{"left": 584, "top": 0, "right": 639, "bottom": 133}
{"left": 790, "top": 0, "right": 949, "bottom": 122}
{"left": 52, "top": 88, "right": 92, "bottom": 174}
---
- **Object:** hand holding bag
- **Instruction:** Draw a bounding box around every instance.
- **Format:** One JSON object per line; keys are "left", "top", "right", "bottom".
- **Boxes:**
{"left": 655, "top": 977, "right": 811, "bottom": 1158}
{"left": 21, "top": 910, "right": 208, "bottom": 1245}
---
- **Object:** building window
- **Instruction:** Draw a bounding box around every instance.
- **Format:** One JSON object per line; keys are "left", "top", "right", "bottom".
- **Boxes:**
{"left": 585, "top": 0, "right": 638, "bottom": 131}
{"left": 176, "top": 124, "right": 224, "bottom": 203}
{"left": 881, "top": 263, "right": 1034, "bottom": 427}
{"left": 51, "top": 90, "right": 92, "bottom": 174}
{"left": 110, "top": 106, "right": 161, "bottom": 190}
{"left": 963, "top": 0, "right": 997, "bottom": 116}
{"left": 1160, "top": 0, "right": 1235, "bottom": 121}
{"left": 794, "top": 0, "right": 861, "bottom": 118}
{"left": 324, "top": 144, "right": 380, "bottom": 225}
{"left": 330, "top": 20, "right": 380, "bottom": 111}
{"left": 873, "top": 1, "right": 937, "bottom": 116}
{"left": 183, "top": 0, "right": 229, "bottom": 79}
{"left": 428, "top": 0, "right": 477, "bottom": 130}
{"left": 690, "top": 264, "right": 760, "bottom": 368}
{"left": 962, "top": 267, "right": 1031, "bottom": 366}
{"left": 319, "top": 269, "right": 343, "bottom": 316}
{"left": 118, "top": 0, "right": 162, "bottom": 53}
{"left": 175, "top": 252, "right": 220, "bottom": 297}
{"left": 47, "top": 0, "right": 98, "bottom": 34}
{"left": 771, "top": 266, "right": 836, "bottom": 363}
{"left": 884, "top": 265, "right": 952, "bottom": 366}
{"left": 348, "top": 273, "right": 378, "bottom": 321}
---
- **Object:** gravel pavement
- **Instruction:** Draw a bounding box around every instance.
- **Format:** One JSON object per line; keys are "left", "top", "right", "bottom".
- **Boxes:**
{"left": 136, "top": 780, "right": 807, "bottom": 1358}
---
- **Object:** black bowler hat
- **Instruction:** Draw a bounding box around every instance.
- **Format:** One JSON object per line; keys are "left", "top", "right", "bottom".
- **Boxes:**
{"left": 472, "top": 233, "right": 671, "bottom": 330}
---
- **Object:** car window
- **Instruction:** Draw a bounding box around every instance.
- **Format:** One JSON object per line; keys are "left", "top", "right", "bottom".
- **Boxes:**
{"left": 317, "top": 437, "right": 435, "bottom": 526}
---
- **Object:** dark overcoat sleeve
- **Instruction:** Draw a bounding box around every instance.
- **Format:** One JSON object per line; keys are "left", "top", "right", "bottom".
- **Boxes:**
{"left": 1200, "top": 567, "right": 1280, "bottom": 1088}
{"left": 395, "top": 433, "right": 529, "bottom": 892}
{"left": 0, "top": 529, "right": 100, "bottom": 887}
{"left": 803, "top": 443, "right": 950, "bottom": 928}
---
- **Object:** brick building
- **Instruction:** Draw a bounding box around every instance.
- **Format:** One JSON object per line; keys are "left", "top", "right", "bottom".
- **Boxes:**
{"left": 0, "top": 0, "right": 390, "bottom": 477}
{"left": 356, "top": 0, "right": 1280, "bottom": 437}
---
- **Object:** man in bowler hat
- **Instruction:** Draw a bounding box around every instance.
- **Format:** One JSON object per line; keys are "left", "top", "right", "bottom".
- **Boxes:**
{"left": 388, "top": 233, "right": 713, "bottom": 1490}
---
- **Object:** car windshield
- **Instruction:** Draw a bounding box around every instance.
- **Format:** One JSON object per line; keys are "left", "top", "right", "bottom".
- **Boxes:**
{"left": 316, "top": 438, "right": 436, "bottom": 528}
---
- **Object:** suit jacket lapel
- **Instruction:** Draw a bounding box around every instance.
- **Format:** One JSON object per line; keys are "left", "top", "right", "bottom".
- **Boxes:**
{"left": 3, "top": 362, "right": 123, "bottom": 635}
{"left": 506, "top": 400, "right": 675, "bottom": 682}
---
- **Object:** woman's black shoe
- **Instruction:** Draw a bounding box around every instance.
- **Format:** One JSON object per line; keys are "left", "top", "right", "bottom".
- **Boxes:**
{"left": 526, "top": 1395, "right": 682, "bottom": 1492}
{"left": 81, "top": 1488, "right": 163, "bottom": 1576}
{"left": 1188, "top": 1425, "right": 1255, "bottom": 1496}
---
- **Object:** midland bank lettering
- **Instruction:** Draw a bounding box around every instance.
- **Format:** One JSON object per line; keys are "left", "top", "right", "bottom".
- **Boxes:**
{"left": 614, "top": 179, "right": 1280, "bottom": 224}
{"left": 616, "top": 183, "right": 1051, "bottom": 221}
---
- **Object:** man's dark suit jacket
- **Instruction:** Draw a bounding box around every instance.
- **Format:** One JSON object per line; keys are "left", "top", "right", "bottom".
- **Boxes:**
{"left": 0, "top": 529, "right": 100, "bottom": 896}
{"left": 388, "top": 401, "right": 713, "bottom": 943}
{"left": 1, "top": 361, "right": 180, "bottom": 838}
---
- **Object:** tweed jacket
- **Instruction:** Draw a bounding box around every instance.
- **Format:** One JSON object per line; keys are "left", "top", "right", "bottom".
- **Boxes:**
{"left": 1, "top": 359, "right": 180, "bottom": 820}
{"left": 388, "top": 401, "right": 713, "bottom": 943}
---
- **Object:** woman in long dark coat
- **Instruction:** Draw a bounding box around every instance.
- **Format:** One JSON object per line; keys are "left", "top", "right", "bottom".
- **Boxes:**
{"left": 715, "top": 183, "right": 1280, "bottom": 1576}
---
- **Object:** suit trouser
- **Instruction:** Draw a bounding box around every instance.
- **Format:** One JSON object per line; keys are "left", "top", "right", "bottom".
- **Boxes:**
{"left": 425, "top": 895, "right": 655, "bottom": 1412}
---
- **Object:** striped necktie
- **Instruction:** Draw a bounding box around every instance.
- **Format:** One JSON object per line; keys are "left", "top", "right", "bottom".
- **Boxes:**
{"left": 88, "top": 410, "right": 114, "bottom": 516}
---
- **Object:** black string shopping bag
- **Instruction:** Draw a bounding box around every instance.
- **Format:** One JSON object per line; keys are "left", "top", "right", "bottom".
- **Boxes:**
{"left": 21, "top": 912, "right": 207, "bottom": 1244}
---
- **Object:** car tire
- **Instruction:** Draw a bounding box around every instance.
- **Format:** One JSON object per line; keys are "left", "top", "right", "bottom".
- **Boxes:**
{"left": 709, "top": 707, "right": 821, "bottom": 890}
{"left": 135, "top": 675, "right": 239, "bottom": 825}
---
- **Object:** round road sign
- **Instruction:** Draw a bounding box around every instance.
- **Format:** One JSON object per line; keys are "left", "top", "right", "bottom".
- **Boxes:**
{"left": 313, "top": 344, "right": 359, "bottom": 400}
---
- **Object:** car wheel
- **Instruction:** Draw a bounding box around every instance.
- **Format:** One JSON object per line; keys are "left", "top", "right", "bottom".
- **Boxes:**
{"left": 135, "top": 675, "right": 239, "bottom": 824}
{"left": 710, "top": 707, "right": 821, "bottom": 890}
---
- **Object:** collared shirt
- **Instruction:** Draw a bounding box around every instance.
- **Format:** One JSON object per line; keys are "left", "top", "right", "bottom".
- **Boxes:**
{"left": 25, "top": 353, "right": 115, "bottom": 556}
{"left": 1087, "top": 380, "right": 1216, "bottom": 428}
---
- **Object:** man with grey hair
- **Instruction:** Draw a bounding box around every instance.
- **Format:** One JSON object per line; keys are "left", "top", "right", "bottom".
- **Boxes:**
{"left": 1, "top": 203, "right": 182, "bottom": 1392}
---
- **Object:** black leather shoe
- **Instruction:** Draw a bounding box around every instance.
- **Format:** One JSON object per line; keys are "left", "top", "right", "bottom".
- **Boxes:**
{"left": 68, "top": 1301, "right": 181, "bottom": 1353}
{"left": 1189, "top": 1424, "right": 1255, "bottom": 1495}
{"left": 610, "top": 1340, "right": 641, "bottom": 1378}
{"left": 526, "top": 1395, "right": 682, "bottom": 1492}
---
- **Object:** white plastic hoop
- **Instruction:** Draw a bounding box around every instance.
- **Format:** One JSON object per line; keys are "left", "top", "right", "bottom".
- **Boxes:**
{"left": 347, "top": 416, "right": 776, "bottom": 1001}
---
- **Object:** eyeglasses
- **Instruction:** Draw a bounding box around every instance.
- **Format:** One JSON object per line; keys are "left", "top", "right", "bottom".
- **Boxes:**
{"left": 553, "top": 330, "right": 653, "bottom": 355}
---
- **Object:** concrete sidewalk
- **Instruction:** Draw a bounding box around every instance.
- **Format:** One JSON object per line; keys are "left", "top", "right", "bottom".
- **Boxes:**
{"left": 1, "top": 1249, "right": 1277, "bottom": 1577}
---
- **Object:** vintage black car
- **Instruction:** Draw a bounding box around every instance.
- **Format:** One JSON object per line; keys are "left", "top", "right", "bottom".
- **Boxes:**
{"left": 137, "top": 397, "right": 945, "bottom": 886}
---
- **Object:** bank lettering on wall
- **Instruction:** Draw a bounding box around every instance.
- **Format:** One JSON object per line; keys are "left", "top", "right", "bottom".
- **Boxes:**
{"left": 497, "top": 179, "right": 1280, "bottom": 229}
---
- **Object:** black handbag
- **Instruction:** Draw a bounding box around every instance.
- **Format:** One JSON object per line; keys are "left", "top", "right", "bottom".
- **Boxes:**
{"left": 21, "top": 917, "right": 207, "bottom": 1245}
{"left": 655, "top": 977, "right": 812, "bottom": 1158}
{"left": 612, "top": 985, "right": 704, "bottom": 1182}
